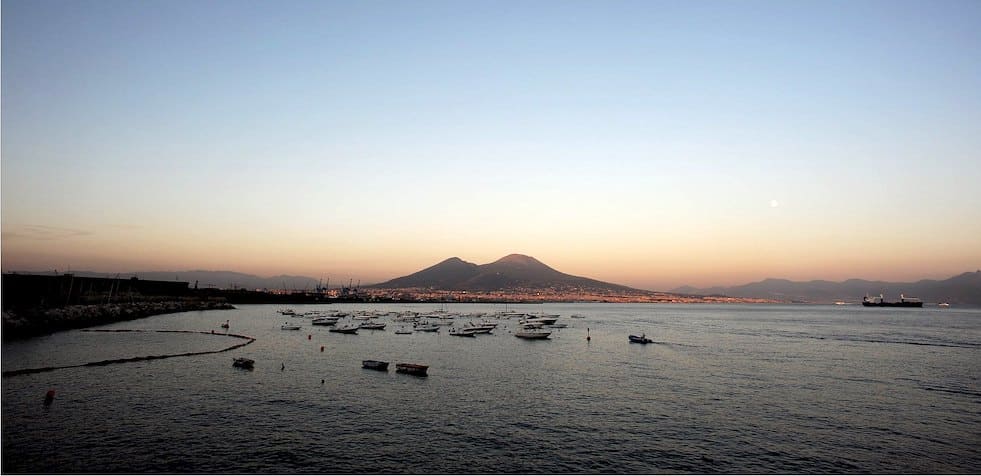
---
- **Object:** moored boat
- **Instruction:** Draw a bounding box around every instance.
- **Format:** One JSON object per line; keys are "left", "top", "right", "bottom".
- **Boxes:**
{"left": 514, "top": 329, "right": 551, "bottom": 339}
{"left": 362, "top": 360, "right": 389, "bottom": 371}
{"left": 232, "top": 357, "right": 254, "bottom": 369}
{"left": 449, "top": 328, "right": 478, "bottom": 337}
{"left": 359, "top": 322, "right": 386, "bottom": 330}
{"left": 281, "top": 324, "right": 301, "bottom": 330}
{"left": 395, "top": 363, "right": 428, "bottom": 376}
{"left": 938, "top": 302, "right": 950, "bottom": 308}
{"left": 329, "top": 324, "right": 359, "bottom": 334}
{"left": 413, "top": 323, "right": 440, "bottom": 332}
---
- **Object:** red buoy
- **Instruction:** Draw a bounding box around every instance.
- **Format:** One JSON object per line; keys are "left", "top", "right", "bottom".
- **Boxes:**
{"left": 320, "top": 345, "right": 324, "bottom": 352}
{"left": 44, "top": 389, "right": 55, "bottom": 405}
{"left": 308, "top": 334, "right": 312, "bottom": 340}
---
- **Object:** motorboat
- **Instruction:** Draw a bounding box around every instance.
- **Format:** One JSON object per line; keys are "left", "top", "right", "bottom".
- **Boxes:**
{"left": 281, "top": 324, "right": 301, "bottom": 330}
{"left": 414, "top": 323, "right": 440, "bottom": 332}
{"left": 570, "top": 314, "right": 586, "bottom": 319}
{"left": 394, "top": 327, "right": 413, "bottom": 334}
{"left": 312, "top": 317, "right": 339, "bottom": 326}
{"left": 463, "top": 323, "right": 495, "bottom": 334}
{"left": 359, "top": 322, "right": 386, "bottom": 330}
{"left": 520, "top": 317, "right": 558, "bottom": 327}
{"left": 232, "top": 357, "right": 254, "bottom": 369}
{"left": 514, "top": 330, "right": 551, "bottom": 339}
{"left": 329, "top": 324, "right": 359, "bottom": 334}
{"left": 629, "top": 334, "right": 653, "bottom": 344}
{"left": 449, "top": 328, "right": 478, "bottom": 337}
{"left": 362, "top": 360, "right": 389, "bottom": 371}
{"left": 395, "top": 363, "right": 429, "bottom": 376}
{"left": 938, "top": 302, "right": 950, "bottom": 308}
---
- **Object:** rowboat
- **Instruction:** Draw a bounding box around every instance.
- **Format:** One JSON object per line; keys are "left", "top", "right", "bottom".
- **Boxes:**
{"left": 362, "top": 360, "right": 389, "bottom": 371}
{"left": 395, "top": 363, "right": 429, "bottom": 376}
{"left": 514, "top": 330, "right": 551, "bottom": 339}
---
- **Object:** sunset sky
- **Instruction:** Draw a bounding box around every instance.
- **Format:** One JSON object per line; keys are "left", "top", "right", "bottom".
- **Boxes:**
{"left": 3, "top": 0, "right": 980, "bottom": 290}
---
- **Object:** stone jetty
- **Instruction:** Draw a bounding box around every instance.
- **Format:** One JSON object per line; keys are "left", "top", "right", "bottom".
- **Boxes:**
{"left": 2, "top": 300, "right": 235, "bottom": 341}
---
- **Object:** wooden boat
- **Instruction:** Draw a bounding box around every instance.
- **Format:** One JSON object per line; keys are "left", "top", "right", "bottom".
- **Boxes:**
{"left": 514, "top": 330, "right": 551, "bottom": 339}
{"left": 232, "top": 357, "right": 254, "bottom": 369}
{"left": 629, "top": 334, "right": 653, "bottom": 344}
{"left": 329, "top": 324, "right": 359, "bottom": 334}
{"left": 362, "top": 360, "right": 389, "bottom": 371}
{"left": 395, "top": 363, "right": 429, "bottom": 376}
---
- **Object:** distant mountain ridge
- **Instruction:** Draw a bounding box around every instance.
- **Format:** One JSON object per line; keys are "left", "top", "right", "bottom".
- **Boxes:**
{"left": 671, "top": 271, "right": 981, "bottom": 305}
{"left": 370, "top": 254, "right": 640, "bottom": 293}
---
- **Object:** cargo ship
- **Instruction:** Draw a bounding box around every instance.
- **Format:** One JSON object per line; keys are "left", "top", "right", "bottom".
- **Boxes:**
{"left": 862, "top": 294, "right": 923, "bottom": 308}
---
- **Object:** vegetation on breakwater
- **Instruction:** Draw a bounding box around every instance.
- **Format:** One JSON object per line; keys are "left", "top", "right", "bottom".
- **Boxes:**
{"left": 2, "top": 299, "right": 234, "bottom": 341}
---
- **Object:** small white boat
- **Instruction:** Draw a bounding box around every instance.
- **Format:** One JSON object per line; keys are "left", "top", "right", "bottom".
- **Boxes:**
{"left": 463, "top": 323, "right": 495, "bottom": 334}
{"left": 414, "top": 323, "right": 440, "bottom": 332}
{"left": 570, "top": 314, "right": 586, "bottom": 319}
{"left": 515, "top": 330, "right": 551, "bottom": 339}
{"left": 359, "top": 322, "right": 386, "bottom": 330}
{"left": 394, "top": 328, "right": 413, "bottom": 335}
{"left": 312, "top": 317, "right": 339, "bottom": 326}
{"left": 938, "top": 302, "right": 950, "bottom": 308}
{"left": 449, "top": 328, "right": 478, "bottom": 337}
{"left": 329, "top": 324, "right": 359, "bottom": 334}
{"left": 281, "top": 324, "right": 301, "bottom": 331}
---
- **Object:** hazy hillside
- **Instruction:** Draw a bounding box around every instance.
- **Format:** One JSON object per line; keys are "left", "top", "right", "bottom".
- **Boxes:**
{"left": 672, "top": 271, "right": 981, "bottom": 305}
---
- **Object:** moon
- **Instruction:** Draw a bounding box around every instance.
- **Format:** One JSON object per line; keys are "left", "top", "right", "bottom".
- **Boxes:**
{"left": 770, "top": 199, "right": 779, "bottom": 208}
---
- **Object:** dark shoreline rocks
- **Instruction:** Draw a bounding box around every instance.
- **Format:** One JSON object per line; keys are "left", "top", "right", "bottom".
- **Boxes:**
{"left": 2, "top": 300, "right": 235, "bottom": 342}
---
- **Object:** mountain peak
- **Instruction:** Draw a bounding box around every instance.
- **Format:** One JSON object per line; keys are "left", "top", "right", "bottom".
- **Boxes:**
{"left": 493, "top": 254, "right": 544, "bottom": 267}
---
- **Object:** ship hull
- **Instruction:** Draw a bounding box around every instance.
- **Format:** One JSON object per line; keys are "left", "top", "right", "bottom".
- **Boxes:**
{"left": 861, "top": 301, "right": 923, "bottom": 308}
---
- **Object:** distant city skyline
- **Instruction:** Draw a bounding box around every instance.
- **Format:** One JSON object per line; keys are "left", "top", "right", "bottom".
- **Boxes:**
{"left": 3, "top": 0, "right": 980, "bottom": 290}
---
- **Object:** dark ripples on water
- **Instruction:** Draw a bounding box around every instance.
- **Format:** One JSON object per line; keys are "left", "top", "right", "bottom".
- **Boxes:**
{"left": 3, "top": 304, "right": 979, "bottom": 473}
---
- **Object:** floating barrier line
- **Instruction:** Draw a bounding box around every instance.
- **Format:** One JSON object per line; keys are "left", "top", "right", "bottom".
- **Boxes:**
{"left": 2, "top": 330, "right": 255, "bottom": 378}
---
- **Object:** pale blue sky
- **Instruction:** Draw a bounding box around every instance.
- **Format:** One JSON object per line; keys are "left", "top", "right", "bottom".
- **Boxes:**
{"left": 3, "top": 0, "right": 980, "bottom": 289}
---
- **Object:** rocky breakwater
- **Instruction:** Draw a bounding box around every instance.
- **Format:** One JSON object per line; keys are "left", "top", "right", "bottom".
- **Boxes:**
{"left": 2, "top": 299, "right": 235, "bottom": 341}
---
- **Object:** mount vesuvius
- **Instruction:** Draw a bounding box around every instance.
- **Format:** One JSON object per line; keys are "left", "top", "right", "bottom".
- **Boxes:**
{"left": 369, "top": 254, "right": 640, "bottom": 293}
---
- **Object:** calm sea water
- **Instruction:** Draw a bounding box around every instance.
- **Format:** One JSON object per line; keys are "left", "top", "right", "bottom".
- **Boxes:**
{"left": 3, "top": 303, "right": 979, "bottom": 473}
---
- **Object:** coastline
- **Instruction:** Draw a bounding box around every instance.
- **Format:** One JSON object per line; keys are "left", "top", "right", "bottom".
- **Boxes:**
{"left": 2, "top": 299, "right": 235, "bottom": 342}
